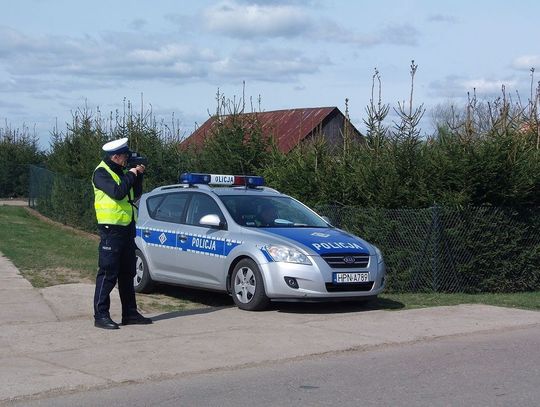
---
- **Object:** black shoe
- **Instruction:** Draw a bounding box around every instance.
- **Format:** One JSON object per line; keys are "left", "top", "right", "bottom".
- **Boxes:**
{"left": 122, "top": 313, "right": 153, "bottom": 325}
{"left": 94, "top": 316, "right": 120, "bottom": 330}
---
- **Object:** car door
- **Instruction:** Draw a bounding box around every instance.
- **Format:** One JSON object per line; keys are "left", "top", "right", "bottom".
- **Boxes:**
{"left": 176, "top": 192, "right": 229, "bottom": 288}
{"left": 139, "top": 192, "right": 190, "bottom": 282}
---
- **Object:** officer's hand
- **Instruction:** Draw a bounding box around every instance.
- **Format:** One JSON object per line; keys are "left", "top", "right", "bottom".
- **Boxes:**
{"left": 129, "top": 165, "right": 145, "bottom": 176}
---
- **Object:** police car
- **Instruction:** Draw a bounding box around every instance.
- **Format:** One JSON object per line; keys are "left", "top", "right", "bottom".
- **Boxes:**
{"left": 134, "top": 173, "right": 386, "bottom": 311}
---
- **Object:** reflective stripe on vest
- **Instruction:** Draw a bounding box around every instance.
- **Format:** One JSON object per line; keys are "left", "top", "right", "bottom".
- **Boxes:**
{"left": 92, "top": 161, "right": 135, "bottom": 225}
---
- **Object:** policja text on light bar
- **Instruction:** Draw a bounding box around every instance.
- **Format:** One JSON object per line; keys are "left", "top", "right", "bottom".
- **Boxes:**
{"left": 179, "top": 172, "right": 265, "bottom": 187}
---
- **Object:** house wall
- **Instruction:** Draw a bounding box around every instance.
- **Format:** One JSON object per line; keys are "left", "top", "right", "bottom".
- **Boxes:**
{"left": 306, "top": 112, "right": 363, "bottom": 148}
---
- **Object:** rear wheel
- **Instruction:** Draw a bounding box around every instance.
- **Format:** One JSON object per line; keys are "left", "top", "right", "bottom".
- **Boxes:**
{"left": 134, "top": 249, "right": 155, "bottom": 293}
{"left": 231, "top": 259, "right": 270, "bottom": 311}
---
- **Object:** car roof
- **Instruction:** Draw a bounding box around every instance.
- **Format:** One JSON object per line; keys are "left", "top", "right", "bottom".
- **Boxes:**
{"left": 147, "top": 184, "right": 285, "bottom": 197}
{"left": 211, "top": 187, "right": 282, "bottom": 196}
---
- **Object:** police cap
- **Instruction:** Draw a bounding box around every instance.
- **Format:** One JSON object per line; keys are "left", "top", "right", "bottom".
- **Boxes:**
{"left": 102, "top": 138, "right": 130, "bottom": 155}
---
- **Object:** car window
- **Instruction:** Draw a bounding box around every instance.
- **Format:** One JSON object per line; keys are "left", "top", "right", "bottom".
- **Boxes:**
{"left": 185, "top": 193, "right": 224, "bottom": 227}
{"left": 146, "top": 194, "right": 164, "bottom": 218}
{"left": 219, "top": 195, "right": 328, "bottom": 228}
{"left": 147, "top": 193, "right": 189, "bottom": 224}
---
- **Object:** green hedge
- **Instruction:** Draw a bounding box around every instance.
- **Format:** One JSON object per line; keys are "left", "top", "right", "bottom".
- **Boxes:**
{"left": 0, "top": 130, "right": 44, "bottom": 197}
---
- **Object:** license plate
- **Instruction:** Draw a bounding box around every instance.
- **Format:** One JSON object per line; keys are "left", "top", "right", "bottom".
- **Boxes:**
{"left": 333, "top": 272, "right": 369, "bottom": 283}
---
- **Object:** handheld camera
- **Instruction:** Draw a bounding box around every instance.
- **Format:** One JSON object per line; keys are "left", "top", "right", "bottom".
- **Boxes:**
{"left": 127, "top": 151, "right": 148, "bottom": 168}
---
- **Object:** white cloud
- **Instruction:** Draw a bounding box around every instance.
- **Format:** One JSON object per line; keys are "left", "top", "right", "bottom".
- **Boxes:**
{"left": 0, "top": 27, "right": 218, "bottom": 85}
{"left": 313, "top": 22, "right": 419, "bottom": 47}
{"left": 211, "top": 46, "right": 324, "bottom": 81}
{"left": 128, "top": 44, "right": 217, "bottom": 64}
{"left": 462, "top": 78, "right": 517, "bottom": 94}
{"left": 0, "top": 99, "right": 24, "bottom": 109}
{"left": 0, "top": 26, "right": 85, "bottom": 58}
{"left": 201, "top": 2, "right": 420, "bottom": 47}
{"left": 0, "top": 24, "right": 327, "bottom": 94}
{"left": 427, "top": 14, "right": 458, "bottom": 24}
{"left": 203, "top": 0, "right": 310, "bottom": 38}
{"left": 0, "top": 76, "right": 110, "bottom": 94}
{"left": 512, "top": 55, "right": 540, "bottom": 70}
{"left": 429, "top": 75, "right": 518, "bottom": 99}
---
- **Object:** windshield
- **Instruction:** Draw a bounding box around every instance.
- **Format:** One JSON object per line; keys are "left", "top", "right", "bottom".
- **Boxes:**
{"left": 219, "top": 195, "right": 329, "bottom": 228}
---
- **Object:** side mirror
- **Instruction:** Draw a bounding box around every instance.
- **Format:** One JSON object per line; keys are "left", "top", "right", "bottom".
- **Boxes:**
{"left": 199, "top": 214, "right": 224, "bottom": 228}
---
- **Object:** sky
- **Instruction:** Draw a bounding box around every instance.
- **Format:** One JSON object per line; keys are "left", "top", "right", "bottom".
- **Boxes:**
{"left": 1, "top": 0, "right": 539, "bottom": 149}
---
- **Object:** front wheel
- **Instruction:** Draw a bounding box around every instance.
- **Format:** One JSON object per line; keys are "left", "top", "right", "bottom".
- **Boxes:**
{"left": 231, "top": 259, "right": 270, "bottom": 311}
{"left": 134, "top": 249, "right": 155, "bottom": 293}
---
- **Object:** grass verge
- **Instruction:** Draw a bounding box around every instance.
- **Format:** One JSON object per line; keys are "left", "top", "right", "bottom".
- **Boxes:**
{"left": 0, "top": 205, "right": 538, "bottom": 313}
{"left": 377, "top": 292, "right": 540, "bottom": 311}
{"left": 0, "top": 206, "right": 209, "bottom": 312}
{"left": 0, "top": 206, "right": 98, "bottom": 287}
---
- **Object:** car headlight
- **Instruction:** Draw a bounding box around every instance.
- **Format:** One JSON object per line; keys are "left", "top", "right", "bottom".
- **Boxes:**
{"left": 374, "top": 246, "right": 384, "bottom": 264}
{"left": 266, "top": 245, "right": 312, "bottom": 265}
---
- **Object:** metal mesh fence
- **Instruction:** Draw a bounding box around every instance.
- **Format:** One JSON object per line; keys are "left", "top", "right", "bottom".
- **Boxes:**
{"left": 29, "top": 165, "right": 96, "bottom": 232}
{"left": 29, "top": 165, "right": 540, "bottom": 293}
{"left": 316, "top": 205, "right": 540, "bottom": 293}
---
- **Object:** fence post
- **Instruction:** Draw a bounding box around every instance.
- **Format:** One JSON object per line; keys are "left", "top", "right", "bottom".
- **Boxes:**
{"left": 432, "top": 204, "right": 441, "bottom": 292}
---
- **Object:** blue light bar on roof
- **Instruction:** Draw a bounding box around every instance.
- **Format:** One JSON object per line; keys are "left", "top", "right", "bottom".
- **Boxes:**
{"left": 179, "top": 173, "right": 211, "bottom": 184}
{"left": 179, "top": 173, "right": 265, "bottom": 187}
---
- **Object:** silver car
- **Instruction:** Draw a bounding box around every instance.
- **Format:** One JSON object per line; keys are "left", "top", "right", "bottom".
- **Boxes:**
{"left": 134, "top": 173, "right": 386, "bottom": 311}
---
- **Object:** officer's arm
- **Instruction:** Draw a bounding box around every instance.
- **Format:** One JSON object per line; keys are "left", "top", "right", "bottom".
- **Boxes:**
{"left": 93, "top": 168, "right": 136, "bottom": 200}
{"left": 133, "top": 172, "right": 144, "bottom": 199}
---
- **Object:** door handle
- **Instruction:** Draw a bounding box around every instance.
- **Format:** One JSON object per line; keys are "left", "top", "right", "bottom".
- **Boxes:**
{"left": 178, "top": 235, "right": 188, "bottom": 243}
{"left": 143, "top": 230, "right": 151, "bottom": 238}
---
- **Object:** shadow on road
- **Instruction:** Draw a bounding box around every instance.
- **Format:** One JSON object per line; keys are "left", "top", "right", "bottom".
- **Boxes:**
{"left": 148, "top": 285, "right": 233, "bottom": 321}
{"left": 152, "top": 306, "right": 232, "bottom": 322}
{"left": 274, "top": 297, "right": 405, "bottom": 314}
{"left": 151, "top": 284, "right": 404, "bottom": 317}
{"left": 153, "top": 284, "right": 234, "bottom": 307}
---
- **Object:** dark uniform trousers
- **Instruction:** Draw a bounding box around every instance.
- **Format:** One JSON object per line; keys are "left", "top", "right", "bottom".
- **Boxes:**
{"left": 93, "top": 225, "right": 138, "bottom": 319}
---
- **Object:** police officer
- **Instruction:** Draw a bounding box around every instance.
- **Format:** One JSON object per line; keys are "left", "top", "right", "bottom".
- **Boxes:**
{"left": 92, "top": 137, "right": 152, "bottom": 329}
{"left": 258, "top": 203, "right": 279, "bottom": 227}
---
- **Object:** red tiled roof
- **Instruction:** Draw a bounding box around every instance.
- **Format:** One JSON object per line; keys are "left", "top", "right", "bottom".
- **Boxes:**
{"left": 182, "top": 107, "right": 339, "bottom": 153}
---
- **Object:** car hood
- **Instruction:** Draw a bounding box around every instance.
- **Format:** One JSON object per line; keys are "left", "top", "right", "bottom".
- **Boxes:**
{"left": 256, "top": 227, "right": 372, "bottom": 255}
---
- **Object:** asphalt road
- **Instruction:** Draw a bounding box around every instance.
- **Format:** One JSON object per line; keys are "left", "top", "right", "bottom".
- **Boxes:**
{"left": 11, "top": 325, "right": 540, "bottom": 407}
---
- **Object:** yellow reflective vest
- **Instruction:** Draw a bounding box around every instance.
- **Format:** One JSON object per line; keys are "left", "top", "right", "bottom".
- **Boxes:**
{"left": 92, "top": 161, "right": 135, "bottom": 226}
